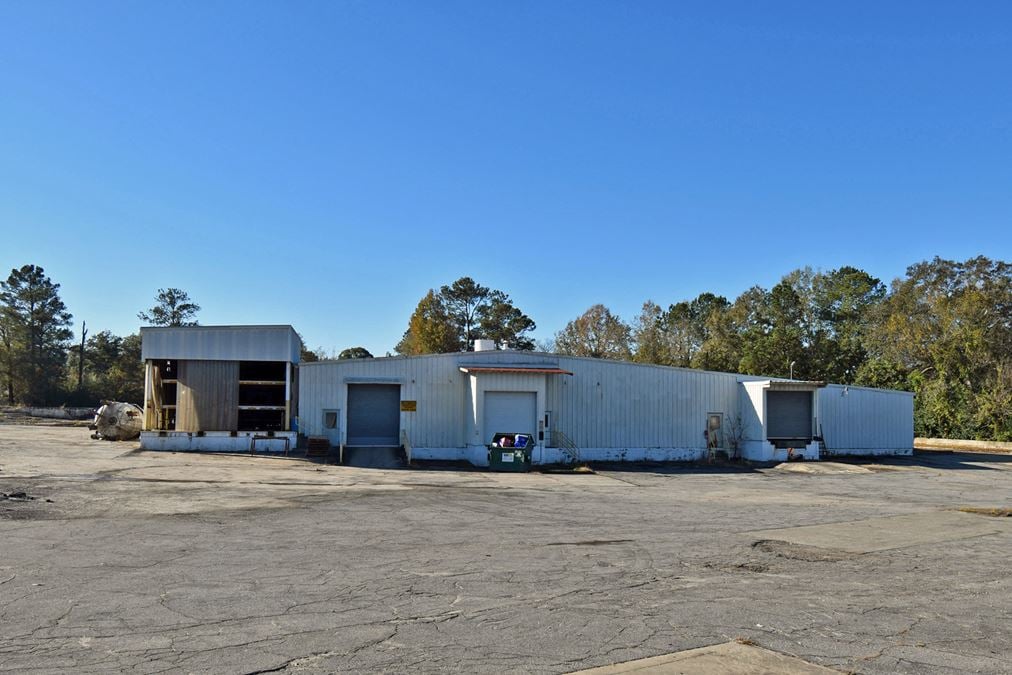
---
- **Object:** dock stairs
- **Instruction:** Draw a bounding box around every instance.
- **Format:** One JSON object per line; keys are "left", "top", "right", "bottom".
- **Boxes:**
{"left": 550, "top": 430, "right": 581, "bottom": 465}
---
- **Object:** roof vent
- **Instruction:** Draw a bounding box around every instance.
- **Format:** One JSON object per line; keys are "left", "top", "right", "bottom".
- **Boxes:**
{"left": 473, "top": 339, "right": 496, "bottom": 352}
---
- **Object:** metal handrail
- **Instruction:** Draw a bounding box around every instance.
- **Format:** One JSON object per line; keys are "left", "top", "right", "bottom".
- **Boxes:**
{"left": 549, "top": 430, "right": 580, "bottom": 464}
{"left": 817, "top": 423, "right": 830, "bottom": 456}
{"left": 250, "top": 435, "right": 290, "bottom": 456}
{"left": 401, "top": 429, "right": 412, "bottom": 465}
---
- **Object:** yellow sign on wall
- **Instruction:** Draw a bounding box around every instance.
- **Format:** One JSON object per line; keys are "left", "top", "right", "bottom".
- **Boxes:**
{"left": 400, "top": 400, "right": 417, "bottom": 412}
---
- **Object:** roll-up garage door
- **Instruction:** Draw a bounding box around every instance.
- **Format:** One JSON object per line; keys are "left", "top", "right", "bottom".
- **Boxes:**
{"left": 483, "top": 391, "right": 537, "bottom": 442}
{"left": 347, "top": 384, "right": 400, "bottom": 446}
{"left": 766, "top": 390, "right": 813, "bottom": 440}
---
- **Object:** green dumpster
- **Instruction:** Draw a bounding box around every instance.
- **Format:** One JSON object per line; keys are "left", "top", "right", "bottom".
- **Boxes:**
{"left": 488, "top": 432, "right": 533, "bottom": 472}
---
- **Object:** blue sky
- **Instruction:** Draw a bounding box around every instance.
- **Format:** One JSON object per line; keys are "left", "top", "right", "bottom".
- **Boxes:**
{"left": 1, "top": 1, "right": 1010, "bottom": 355}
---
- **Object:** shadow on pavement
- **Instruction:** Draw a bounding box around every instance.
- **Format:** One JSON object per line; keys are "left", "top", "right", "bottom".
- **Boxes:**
{"left": 910, "top": 450, "right": 1012, "bottom": 469}
{"left": 588, "top": 460, "right": 762, "bottom": 475}
{"left": 829, "top": 450, "right": 1012, "bottom": 471}
{"left": 341, "top": 446, "right": 406, "bottom": 469}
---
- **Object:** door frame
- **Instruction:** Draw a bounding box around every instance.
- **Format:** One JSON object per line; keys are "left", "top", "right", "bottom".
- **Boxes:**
{"left": 322, "top": 408, "right": 341, "bottom": 447}
{"left": 345, "top": 382, "right": 402, "bottom": 447}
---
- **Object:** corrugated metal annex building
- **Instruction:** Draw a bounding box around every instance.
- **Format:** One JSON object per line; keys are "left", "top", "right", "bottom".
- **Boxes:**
{"left": 298, "top": 345, "right": 914, "bottom": 466}
{"left": 139, "top": 325, "right": 301, "bottom": 453}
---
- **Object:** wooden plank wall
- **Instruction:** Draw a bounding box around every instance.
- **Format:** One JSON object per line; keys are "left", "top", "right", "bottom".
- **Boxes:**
{"left": 144, "top": 362, "right": 160, "bottom": 430}
{"left": 176, "top": 360, "right": 239, "bottom": 431}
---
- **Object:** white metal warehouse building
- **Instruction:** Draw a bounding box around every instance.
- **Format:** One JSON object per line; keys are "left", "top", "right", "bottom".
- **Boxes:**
{"left": 298, "top": 345, "right": 914, "bottom": 466}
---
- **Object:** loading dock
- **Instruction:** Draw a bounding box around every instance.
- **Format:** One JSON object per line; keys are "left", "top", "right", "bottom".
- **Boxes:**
{"left": 740, "top": 380, "right": 825, "bottom": 461}
{"left": 483, "top": 391, "right": 537, "bottom": 443}
{"left": 346, "top": 383, "right": 401, "bottom": 447}
{"left": 766, "top": 390, "right": 814, "bottom": 447}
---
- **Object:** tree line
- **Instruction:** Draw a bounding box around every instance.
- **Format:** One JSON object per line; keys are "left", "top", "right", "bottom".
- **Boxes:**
{"left": 0, "top": 266, "right": 375, "bottom": 408}
{"left": 0, "top": 271, "right": 199, "bottom": 407}
{"left": 402, "top": 258, "right": 1011, "bottom": 441}
{"left": 3, "top": 258, "right": 1008, "bottom": 440}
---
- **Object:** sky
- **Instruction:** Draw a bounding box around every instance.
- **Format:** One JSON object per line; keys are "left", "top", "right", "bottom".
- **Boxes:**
{"left": 1, "top": 1, "right": 1010, "bottom": 355}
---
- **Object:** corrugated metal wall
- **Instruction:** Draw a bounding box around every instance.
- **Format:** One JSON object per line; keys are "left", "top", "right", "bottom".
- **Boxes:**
{"left": 739, "top": 381, "right": 766, "bottom": 441}
{"left": 141, "top": 326, "right": 301, "bottom": 363}
{"left": 298, "top": 354, "right": 467, "bottom": 446}
{"left": 548, "top": 357, "right": 744, "bottom": 448}
{"left": 818, "top": 385, "right": 914, "bottom": 450}
{"left": 298, "top": 352, "right": 912, "bottom": 453}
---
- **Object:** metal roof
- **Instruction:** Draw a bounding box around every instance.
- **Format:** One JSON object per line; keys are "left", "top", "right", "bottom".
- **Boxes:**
{"left": 140, "top": 325, "right": 302, "bottom": 363}
{"left": 756, "top": 380, "right": 828, "bottom": 390}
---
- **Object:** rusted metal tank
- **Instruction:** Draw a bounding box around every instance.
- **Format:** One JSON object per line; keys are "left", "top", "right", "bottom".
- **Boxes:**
{"left": 90, "top": 401, "right": 143, "bottom": 441}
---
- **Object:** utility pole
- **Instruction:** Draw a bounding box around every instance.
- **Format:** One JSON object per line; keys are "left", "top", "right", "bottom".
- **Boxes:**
{"left": 77, "top": 321, "right": 87, "bottom": 389}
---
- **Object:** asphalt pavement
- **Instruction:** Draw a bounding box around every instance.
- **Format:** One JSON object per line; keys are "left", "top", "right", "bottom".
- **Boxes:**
{"left": 1, "top": 426, "right": 1009, "bottom": 674}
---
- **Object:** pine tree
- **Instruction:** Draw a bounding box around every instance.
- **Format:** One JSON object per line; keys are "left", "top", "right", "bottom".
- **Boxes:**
{"left": 0, "top": 265, "right": 74, "bottom": 404}
{"left": 138, "top": 288, "right": 200, "bottom": 326}
{"left": 338, "top": 347, "right": 374, "bottom": 359}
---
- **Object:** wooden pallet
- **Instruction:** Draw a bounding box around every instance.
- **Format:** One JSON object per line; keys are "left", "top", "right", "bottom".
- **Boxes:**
{"left": 306, "top": 436, "right": 331, "bottom": 458}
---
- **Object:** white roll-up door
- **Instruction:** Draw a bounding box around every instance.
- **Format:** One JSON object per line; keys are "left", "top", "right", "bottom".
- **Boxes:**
{"left": 483, "top": 391, "right": 537, "bottom": 443}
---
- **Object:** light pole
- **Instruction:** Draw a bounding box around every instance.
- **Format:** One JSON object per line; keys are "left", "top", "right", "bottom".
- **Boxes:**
{"left": 790, "top": 360, "right": 796, "bottom": 380}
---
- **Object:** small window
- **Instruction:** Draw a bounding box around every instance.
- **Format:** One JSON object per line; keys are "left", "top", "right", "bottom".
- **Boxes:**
{"left": 707, "top": 413, "right": 723, "bottom": 449}
{"left": 324, "top": 412, "right": 337, "bottom": 429}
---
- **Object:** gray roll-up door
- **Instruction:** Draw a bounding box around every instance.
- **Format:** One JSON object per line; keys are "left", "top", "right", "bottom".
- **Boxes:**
{"left": 347, "top": 384, "right": 400, "bottom": 446}
{"left": 484, "top": 391, "right": 537, "bottom": 442}
{"left": 766, "top": 390, "right": 813, "bottom": 440}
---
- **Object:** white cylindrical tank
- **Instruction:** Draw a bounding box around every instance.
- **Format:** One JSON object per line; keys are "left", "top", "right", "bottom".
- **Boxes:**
{"left": 91, "top": 402, "right": 143, "bottom": 441}
{"left": 473, "top": 339, "right": 496, "bottom": 352}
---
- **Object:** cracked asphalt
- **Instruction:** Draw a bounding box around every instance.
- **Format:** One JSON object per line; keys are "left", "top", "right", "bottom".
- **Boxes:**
{"left": 1, "top": 425, "right": 1010, "bottom": 674}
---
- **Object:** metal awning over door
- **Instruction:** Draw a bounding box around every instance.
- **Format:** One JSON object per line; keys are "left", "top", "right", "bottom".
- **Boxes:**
{"left": 346, "top": 384, "right": 400, "bottom": 446}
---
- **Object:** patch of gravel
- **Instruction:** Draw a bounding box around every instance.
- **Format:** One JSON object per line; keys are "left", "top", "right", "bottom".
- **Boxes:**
{"left": 752, "top": 539, "right": 856, "bottom": 562}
